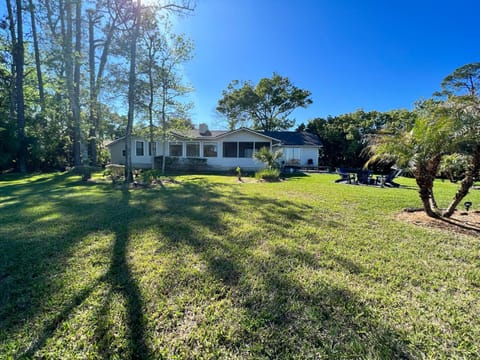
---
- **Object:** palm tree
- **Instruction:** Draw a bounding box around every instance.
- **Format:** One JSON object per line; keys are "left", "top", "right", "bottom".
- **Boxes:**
{"left": 253, "top": 147, "right": 283, "bottom": 170}
{"left": 367, "top": 103, "right": 455, "bottom": 217}
{"left": 442, "top": 97, "right": 480, "bottom": 216}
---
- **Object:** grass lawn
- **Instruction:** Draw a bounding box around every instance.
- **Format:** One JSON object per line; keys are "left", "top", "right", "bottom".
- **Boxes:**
{"left": 1, "top": 172, "right": 479, "bottom": 359}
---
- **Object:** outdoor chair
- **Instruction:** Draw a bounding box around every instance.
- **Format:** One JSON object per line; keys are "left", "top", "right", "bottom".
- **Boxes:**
{"left": 335, "top": 168, "right": 356, "bottom": 184}
{"left": 376, "top": 169, "right": 402, "bottom": 187}
{"left": 356, "top": 170, "right": 374, "bottom": 185}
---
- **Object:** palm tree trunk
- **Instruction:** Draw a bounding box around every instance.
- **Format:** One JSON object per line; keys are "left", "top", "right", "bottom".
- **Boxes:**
{"left": 443, "top": 145, "right": 480, "bottom": 217}
{"left": 415, "top": 156, "right": 442, "bottom": 218}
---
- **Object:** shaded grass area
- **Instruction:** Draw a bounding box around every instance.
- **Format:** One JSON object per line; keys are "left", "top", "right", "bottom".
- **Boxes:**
{"left": 0, "top": 172, "right": 479, "bottom": 358}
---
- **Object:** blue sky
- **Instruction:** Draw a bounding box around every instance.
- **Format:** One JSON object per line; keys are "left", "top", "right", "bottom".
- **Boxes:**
{"left": 175, "top": 0, "right": 479, "bottom": 129}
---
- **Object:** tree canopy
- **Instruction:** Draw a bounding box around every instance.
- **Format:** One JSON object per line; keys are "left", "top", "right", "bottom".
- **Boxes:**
{"left": 0, "top": 0, "right": 194, "bottom": 176}
{"left": 217, "top": 73, "right": 312, "bottom": 131}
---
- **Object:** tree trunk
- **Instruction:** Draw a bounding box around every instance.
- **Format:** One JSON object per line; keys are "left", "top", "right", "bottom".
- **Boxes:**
{"left": 64, "top": 0, "right": 76, "bottom": 166}
{"left": 414, "top": 156, "right": 442, "bottom": 218}
{"left": 148, "top": 47, "right": 155, "bottom": 169}
{"left": 73, "top": 0, "right": 82, "bottom": 165}
{"left": 88, "top": 8, "right": 118, "bottom": 166}
{"left": 125, "top": 0, "right": 141, "bottom": 183}
{"left": 88, "top": 11, "right": 97, "bottom": 166}
{"left": 161, "top": 83, "right": 167, "bottom": 175}
{"left": 443, "top": 145, "right": 480, "bottom": 217}
{"left": 6, "top": 0, "right": 17, "bottom": 141}
{"left": 15, "top": 0, "right": 27, "bottom": 172}
{"left": 28, "top": 0, "right": 45, "bottom": 114}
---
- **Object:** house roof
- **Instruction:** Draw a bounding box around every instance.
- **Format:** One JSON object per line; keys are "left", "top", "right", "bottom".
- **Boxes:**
{"left": 260, "top": 131, "right": 322, "bottom": 147}
{"left": 171, "top": 127, "right": 281, "bottom": 142}
{"left": 106, "top": 129, "right": 321, "bottom": 147}
{"left": 170, "top": 128, "right": 228, "bottom": 139}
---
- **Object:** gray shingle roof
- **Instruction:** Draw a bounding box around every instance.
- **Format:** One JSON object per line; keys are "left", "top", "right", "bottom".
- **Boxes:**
{"left": 260, "top": 131, "right": 322, "bottom": 146}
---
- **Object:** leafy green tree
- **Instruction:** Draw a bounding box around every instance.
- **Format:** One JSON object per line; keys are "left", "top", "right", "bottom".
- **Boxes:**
{"left": 136, "top": 17, "right": 194, "bottom": 172}
{"left": 217, "top": 73, "right": 312, "bottom": 131}
{"left": 304, "top": 109, "right": 416, "bottom": 169}
{"left": 437, "top": 63, "right": 480, "bottom": 217}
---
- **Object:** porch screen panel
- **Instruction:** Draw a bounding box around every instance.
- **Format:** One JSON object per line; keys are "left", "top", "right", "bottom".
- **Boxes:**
{"left": 239, "top": 142, "right": 254, "bottom": 158}
{"left": 203, "top": 143, "right": 218, "bottom": 157}
{"left": 186, "top": 142, "right": 200, "bottom": 157}
{"left": 254, "top": 142, "right": 270, "bottom": 151}
{"left": 223, "top": 142, "right": 238, "bottom": 158}
{"left": 169, "top": 142, "right": 183, "bottom": 157}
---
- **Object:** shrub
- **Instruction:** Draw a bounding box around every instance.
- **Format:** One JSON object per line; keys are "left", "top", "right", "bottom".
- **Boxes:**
{"left": 253, "top": 147, "right": 283, "bottom": 170}
{"left": 141, "top": 169, "right": 163, "bottom": 184}
{"left": 255, "top": 168, "right": 281, "bottom": 182}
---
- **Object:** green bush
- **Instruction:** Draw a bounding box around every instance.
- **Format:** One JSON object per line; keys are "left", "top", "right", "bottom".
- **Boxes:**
{"left": 142, "top": 169, "right": 163, "bottom": 184}
{"left": 255, "top": 168, "right": 281, "bottom": 181}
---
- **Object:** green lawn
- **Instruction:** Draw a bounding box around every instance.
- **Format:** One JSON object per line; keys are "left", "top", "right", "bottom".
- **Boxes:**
{"left": 1, "top": 172, "right": 479, "bottom": 359}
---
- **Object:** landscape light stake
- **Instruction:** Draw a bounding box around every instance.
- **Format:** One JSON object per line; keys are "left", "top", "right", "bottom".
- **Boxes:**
{"left": 464, "top": 201, "right": 472, "bottom": 212}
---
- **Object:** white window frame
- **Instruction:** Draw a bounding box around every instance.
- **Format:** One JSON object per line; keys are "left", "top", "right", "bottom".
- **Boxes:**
{"left": 203, "top": 142, "right": 218, "bottom": 157}
{"left": 186, "top": 142, "right": 200, "bottom": 158}
{"left": 169, "top": 142, "right": 183, "bottom": 157}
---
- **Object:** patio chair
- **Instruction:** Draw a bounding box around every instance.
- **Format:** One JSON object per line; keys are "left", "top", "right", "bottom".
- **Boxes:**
{"left": 376, "top": 169, "right": 402, "bottom": 187}
{"left": 335, "top": 168, "right": 356, "bottom": 184}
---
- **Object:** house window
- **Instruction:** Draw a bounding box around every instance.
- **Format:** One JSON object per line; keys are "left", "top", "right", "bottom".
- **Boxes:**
{"left": 203, "top": 142, "right": 217, "bottom": 157}
{"left": 136, "top": 141, "right": 144, "bottom": 156}
{"left": 223, "top": 142, "right": 237, "bottom": 158}
{"left": 169, "top": 142, "right": 183, "bottom": 157}
{"left": 255, "top": 142, "right": 270, "bottom": 152}
{"left": 239, "top": 142, "right": 254, "bottom": 158}
{"left": 149, "top": 142, "right": 156, "bottom": 156}
{"left": 122, "top": 150, "right": 126, "bottom": 157}
{"left": 186, "top": 142, "right": 200, "bottom": 157}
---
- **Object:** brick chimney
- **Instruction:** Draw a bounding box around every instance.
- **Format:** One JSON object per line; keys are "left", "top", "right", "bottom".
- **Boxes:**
{"left": 199, "top": 123, "right": 210, "bottom": 136}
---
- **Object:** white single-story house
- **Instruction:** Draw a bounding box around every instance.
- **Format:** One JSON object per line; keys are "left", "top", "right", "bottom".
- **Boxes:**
{"left": 106, "top": 124, "right": 322, "bottom": 171}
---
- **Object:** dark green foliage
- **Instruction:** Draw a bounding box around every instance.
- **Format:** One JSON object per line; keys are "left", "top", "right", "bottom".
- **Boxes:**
{"left": 217, "top": 73, "right": 312, "bottom": 131}
{"left": 255, "top": 168, "right": 281, "bottom": 181}
{"left": 304, "top": 109, "right": 417, "bottom": 168}
{"left": 253, "top": 147, "right": 282, "bottom": 170}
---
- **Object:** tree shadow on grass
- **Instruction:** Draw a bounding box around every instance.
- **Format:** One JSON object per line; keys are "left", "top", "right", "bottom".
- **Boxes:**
{"left": 1, "top": 174, "right": 416, "bottom": 358}
{"left": 144, "top": 181, "right": 415, "bottom": 358}
{"left": 94, "top": 190, "right": 150, "bottom": 359}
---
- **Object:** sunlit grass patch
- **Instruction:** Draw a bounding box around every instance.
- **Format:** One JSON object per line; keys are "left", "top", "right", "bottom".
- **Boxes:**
{"left": 0, "top": 172, "right": 479, "bottom": 358}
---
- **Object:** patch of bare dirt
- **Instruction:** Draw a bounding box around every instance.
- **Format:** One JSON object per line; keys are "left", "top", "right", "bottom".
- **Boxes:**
{"left": 397, "top": 210, "right": 480, "bottom": 236}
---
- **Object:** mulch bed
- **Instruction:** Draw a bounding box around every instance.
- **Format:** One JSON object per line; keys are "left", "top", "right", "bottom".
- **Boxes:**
{"left": 397, "top": 210, "right": 480, "bottom": 237}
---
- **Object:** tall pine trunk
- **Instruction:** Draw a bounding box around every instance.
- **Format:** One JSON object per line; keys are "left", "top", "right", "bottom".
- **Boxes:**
{"left": 73, "top": 0, "right": 82, "bottom": 165}
{"left": 88, "top": 11, "right": 97, "bottom": 166}
{"left": 148, "top": 47, "right": 155, "bottom": 169}
{"left": 15, "top": 0, "right": 27, "bottom": 172}
{"left": 125, "top": 0, "right": 141, "bottom": 183}
{"left": 6, "top": 0, "right": 17, "bottom": 158}
{"left": 28, "top": 0, "right": 45, "bottom": 114}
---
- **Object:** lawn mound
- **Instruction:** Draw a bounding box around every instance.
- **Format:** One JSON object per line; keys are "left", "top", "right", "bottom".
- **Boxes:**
{"left": 397, "top": 210, "right": 480, "bottom": 236}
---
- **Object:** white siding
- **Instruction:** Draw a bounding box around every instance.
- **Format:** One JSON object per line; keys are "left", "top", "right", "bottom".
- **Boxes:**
{"left": 279, "top": 146, "right": 319, "bottom": 167}
{"left": 107, "top": 129, "right": 319, "bottom": 171}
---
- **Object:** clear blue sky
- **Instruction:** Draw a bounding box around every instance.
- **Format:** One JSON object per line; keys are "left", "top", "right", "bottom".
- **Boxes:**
{"left": 175, "top": 0, "right": 479, "bottom": 129}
